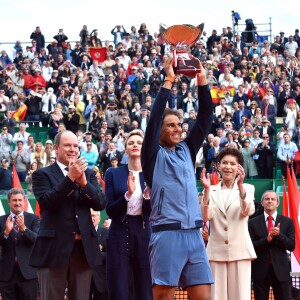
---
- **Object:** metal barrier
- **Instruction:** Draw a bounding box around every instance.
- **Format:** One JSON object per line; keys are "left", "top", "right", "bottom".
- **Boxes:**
{"left": 174, "top": 273, "right": 300, "bottom": 300}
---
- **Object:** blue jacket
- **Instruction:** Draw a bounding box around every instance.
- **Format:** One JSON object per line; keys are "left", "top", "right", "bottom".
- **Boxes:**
{"left": 142, "top": 85, "right": 213, "bottom": 230}
{"left": 105, "top": 165, "right": 151, "bottom": 224}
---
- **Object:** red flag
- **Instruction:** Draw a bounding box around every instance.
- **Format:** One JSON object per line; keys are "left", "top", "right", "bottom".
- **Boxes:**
{"left": 286, "top": 165, "right": 300, "bottom": 263}
{"left": 282, "top": 178, "right": 289, "bottom": 217}
{"left": 211, "top": 166, "right": 219, "bottom": 185}
{"left": 89, "top": 47, "right": 107, "bottom": 63}
{"left": 12, "top": 104, "right": 28, "bottom": 121}
{"left": 12, "top": 164, "right": 29, "bottom": 211}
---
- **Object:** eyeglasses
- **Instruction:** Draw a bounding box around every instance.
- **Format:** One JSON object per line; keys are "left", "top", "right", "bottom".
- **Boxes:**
{"left": 284, "top": 84, "right": 290, "bottom": 86}
{"left": 262, "top": 136, "right": 269, "bottom": 139}
{"left": 267, "top": 90, "right": 273, "bottom": 92}
{"left": 87, "top": 144, "right": 92, "bottom": 146}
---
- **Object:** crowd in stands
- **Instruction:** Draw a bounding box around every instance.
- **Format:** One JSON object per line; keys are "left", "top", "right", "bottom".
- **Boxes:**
{"left": 1, "top": 23, "right": 300, "bottom": 188}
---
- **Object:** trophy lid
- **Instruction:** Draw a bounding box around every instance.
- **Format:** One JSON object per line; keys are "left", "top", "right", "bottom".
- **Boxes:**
{"left": 160, "top": 23, "right": 204, "bottom": 47}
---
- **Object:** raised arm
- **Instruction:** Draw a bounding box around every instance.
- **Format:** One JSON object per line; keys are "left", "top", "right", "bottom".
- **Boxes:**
{"left": 184, "top": 62, "right": 214, "bottom": 164}
{"left": 141, "top": 58, "right": 175, "bottom": 187}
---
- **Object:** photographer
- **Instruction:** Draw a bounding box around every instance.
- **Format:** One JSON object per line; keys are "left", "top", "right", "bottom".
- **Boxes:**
{"left": 105, "top": 101, "right": 118, "bottom": 137}
{"left": 62, "top": 104, "right": 80, "bottom": 134}
{"left": 82, "top": 72, "right": 99, "bottom": 93}
{"left": 53, "top": 29, "right": 68, "bottom": 48}
{"left": 41, "top": 87, "right": 57, "bottom": 126}
{"left": 24, "top": 89, "right": 43, "bottom": 127}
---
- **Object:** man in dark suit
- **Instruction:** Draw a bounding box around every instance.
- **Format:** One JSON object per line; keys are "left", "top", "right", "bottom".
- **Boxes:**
{"left": 255, "top": 134, "right": 276, "bottom": 178}
{"left": 258, "top": 117, "right": 276, "bottom": 140}
{"left": 260, "top": 96, "right": 276, "bottom": 127}
{"left": 0, "top": 188, "right": 40, "bottom": 300}
{"left": 232, "top": 99, "right": 251, "bottom": 129}
{"left": 249, "top": 190, "right": 295, "bottom": 300}
{"left": 90, "top": 209, "right": 109, "bottom": 300}
{"left": 30, "top": 130, "right": 107, "bottom": 300}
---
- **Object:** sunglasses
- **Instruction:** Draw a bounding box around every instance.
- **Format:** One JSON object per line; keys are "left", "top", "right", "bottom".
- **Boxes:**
{"left": 262, "top": 136, "right": 269, "bottom": 139}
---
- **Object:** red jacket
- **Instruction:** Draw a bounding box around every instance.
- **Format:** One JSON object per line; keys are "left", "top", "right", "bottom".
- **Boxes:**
{"left": 22, "top": 74, "right": 34, "bottom": 90}
{"left": 31, "top": 75, "right": 46, "bottom": 91}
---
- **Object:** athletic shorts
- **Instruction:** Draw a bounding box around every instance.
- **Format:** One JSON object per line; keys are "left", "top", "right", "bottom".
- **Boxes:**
{"left": 149, "top": 229, "right": 213, "bottom": 288}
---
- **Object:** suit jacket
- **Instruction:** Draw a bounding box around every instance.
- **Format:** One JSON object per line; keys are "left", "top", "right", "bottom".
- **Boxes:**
{"left": 261, "top": 104, "right": 276, "bottom": 127}
{"left": 202, "top": 182, "right": 256, "bottom": 262}
{"left": 0, "top": 212, "right": 39, "bottom": 281}
{"left": 105, "top": 165, "right": 151, "bottom": 223}
{"left": 92, "top": 226, "right": 109, "bottom": 293}
{"left": 255, "top": 141, "right": 276, "bottom": 168}
{"left": 248, "top": 214, "right": 295, "bottom": 281}
{"left": 232, "top": 109, "right": 252, "bottom": 127}
{"left": 258, "top": 125, "right": 275, "bottom": 139}
{"left": 29, "top": 162, "right": 107, "bottom": 268}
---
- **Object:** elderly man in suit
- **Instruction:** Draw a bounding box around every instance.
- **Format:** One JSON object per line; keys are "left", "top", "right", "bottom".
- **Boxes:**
{"left": 90, "top": 209, "right": 109, "bottom": 300}
{"left": 0, "top": 188, "right": 40, "bottom": 300}
{"left": 249, "top": 190, "right": 295, "bottom": 300}
{"left": 30, "top": 130, "right": 107, "bottom": 300}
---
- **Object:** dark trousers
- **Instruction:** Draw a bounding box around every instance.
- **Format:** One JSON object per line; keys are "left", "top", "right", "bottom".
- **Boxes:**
{"left": 17, "top": 171, "right": 27, "bottom": 182}
{"left": 258, "top": 165, "right": 273, "bottom": 179}
{"left": 0, "top": 265, "right": 38, "bottom": 300}
{"left": 253, "top": 264, "right": 291, "bottom": 300}
{"left": 106, "top": 216, "right": 152, "bottom": 300}
{"left": 280, "top": 161, "right": 297, "bottom": 178}
{"left": 27, "top": 115, "right": 40, "bottom": 127}
{"left": 37, "top": 240, "right": 93, "bottom": 300}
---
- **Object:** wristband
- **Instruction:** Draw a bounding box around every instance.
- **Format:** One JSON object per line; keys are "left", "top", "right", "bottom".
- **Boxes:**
{"left": 164, "top": 76, "right": 176, "bottom": 83}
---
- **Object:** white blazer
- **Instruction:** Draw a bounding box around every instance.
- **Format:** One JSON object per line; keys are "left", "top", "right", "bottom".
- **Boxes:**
{"left": 202, "top": 181, "right": 256, "bottom": 262}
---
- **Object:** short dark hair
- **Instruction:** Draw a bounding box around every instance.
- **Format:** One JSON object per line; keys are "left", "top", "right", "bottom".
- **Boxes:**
{"left": 162, "top": 108, "right": 181, "bottom": 123}
{"left": 218, "top": 147, "right": 243, "bottom": 165}
{"left": 8, "top": 188, "right": 25, "bottom": 201}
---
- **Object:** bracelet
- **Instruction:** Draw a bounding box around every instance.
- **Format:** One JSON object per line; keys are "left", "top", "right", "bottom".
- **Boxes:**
{"left": 164, "top": 76, "right": 176, "bottom": 83}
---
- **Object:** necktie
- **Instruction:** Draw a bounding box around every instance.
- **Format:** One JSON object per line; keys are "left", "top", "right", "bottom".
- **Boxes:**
{"left": 267, "top": 215, "right": 273, "bottom": 232}
{"left": 48, "top": 96, "right": 52, "bottom": 112}
{"left": 13, "top": 217, "right": 19, "bottom": 240}
{"left": 264, "top": 105, "right": 269, "bottom": 117}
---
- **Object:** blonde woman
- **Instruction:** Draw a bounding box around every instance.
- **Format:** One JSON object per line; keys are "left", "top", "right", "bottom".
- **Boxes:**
{"left": 30, "top": 142, "right": 47, "bottom": 168}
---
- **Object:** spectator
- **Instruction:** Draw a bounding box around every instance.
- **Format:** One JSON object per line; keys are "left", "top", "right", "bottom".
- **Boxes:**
{"left": 25, "top": 162, "right": 38, "bottom": 194}
{"left": 1, "top": 110, "right": 16, "bottom": 135}
{"left": 259, "top": 116, "right": 275, "bottom": 140}
{"left": 63, "top": 104, "right": 80, "bottom": 133}
{"left": 249, "top": 190, "right": 295, "bottom": 300}
{"left": 100, "top": 142, "right": 122, "bottom": 174}
{"left": 81, "top": 141, "right": 98, "bottom": 169}
{"left": 29, "top": 130, "right": 106, "bottom": 300}
{"left": 30, "top": 142, "right": 46, "bottom": 169}
{"left": 0, "top": 125, "right": 12, "bottom": 161}
{"left": 12, "top": 140, "right": 29, "bottom": 182}
{"left": 30, "top": 26, "right": 45, "bottom": 53}
{"left": 241, "top": 139, "right": 258, "bottom": 178}
{"left": 53, "top": 29, "right": 68, "bottom": 48}
{"left": 0, "top": 188, "right": 40, "bottom": 299}
{"left": 277, "top": 133, "right": 297, "bottom": 177}
{"left": 0, "top": 158, "right": 12, "bottom": 194}
{"left": 201, "top": 147, "right": 256, "bottom": 300}
{"left": 111, "top": 25, "right": 127, "bottom": 47}
{"left": 89, "top": 209, "right": 109, "bottom": 300}
{"left": 261, "top": 95, "right": 276, "bottom": 127}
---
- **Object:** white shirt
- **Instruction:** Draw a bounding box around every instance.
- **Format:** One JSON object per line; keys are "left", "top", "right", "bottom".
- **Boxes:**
{"left": 264, "top": 211, "right": 277, "bottom": 228}
{"left": 125, "top": 170, "right": 143, "bottom": 215}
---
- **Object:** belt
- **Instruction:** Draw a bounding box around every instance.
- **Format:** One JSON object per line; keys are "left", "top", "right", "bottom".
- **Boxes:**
{"left": 152, "top": 220, "right": 203, "bottom": 233}
{"left": 75, "top": 233, "right": 82, "bottom": 240}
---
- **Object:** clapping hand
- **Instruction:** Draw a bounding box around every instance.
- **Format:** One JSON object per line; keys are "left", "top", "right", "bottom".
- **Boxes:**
{"left": 127, "top": 171, "right": 136, "bottom": 197}
{"left": 200, "top": 168, "right": 211, "bottom": 189}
